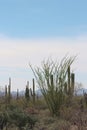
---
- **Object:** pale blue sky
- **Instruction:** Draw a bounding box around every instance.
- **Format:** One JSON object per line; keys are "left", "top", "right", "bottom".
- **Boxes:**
{"left": 0, "top": 0, "right": 87, "bottom": 90}
{"left": 0, "top": 0, "right": 87, "bottom": 38}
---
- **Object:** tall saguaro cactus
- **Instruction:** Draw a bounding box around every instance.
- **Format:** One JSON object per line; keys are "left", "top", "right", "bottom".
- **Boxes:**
{"left": 25, "top": 81, "right": 29, "bottom": 101}
{"left": 71, "top": 73, "right": 75, "bottom": 96}
{"left": 8, "top": 78, "right": 11, "bottom": 103}
{"left": 27, "top": 81, "right": 30, "bottom": 97}
{"left": 27, "top": 81, "right": 29, "bottom": 87}
{"left": 5, "top": 85, "right": 7, "bottom": 104}
{"left": 30, "top": 88, "right": 33, "bottom": 97}
{"left": 33, "top": 78, "right": 35, "bottom": 104}
{"left": 5, "top": 85, "right": 7, "bottom": 97}
{"left": 67, "top": 65, "right": 75, "bottom": 96}
{"left": 17, "top": 89, "right": 19, "bottom": 100}
{"left": 67, "top": 66, "right": 71, "bottom": 95}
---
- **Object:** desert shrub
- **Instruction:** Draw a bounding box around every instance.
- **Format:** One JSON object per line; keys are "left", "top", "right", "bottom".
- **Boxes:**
{"left": 0, "top": 111, "right": 8, "bottom": 130}
{"left": 48, "top": 119, "right": 71, "bottom": 130}
{"left": 60, "top": 105, "right": 77, "bottom": 121}
{"left": 34, "top": 118, "right": 71, "bottom": 130}
{"left": 59, "top": 97, "right": 82, "bottom": 121}
{"left": 0, "top": 105, "right": 37, "bottom": 130}
{"left": 8, "top": 107, "right": 37, "bottom": 130}
{"left": 34, "top": 97, "right": 47, "bottom": 110}
{"left": 43, "top": 116, "right": 56, "bottom": 125}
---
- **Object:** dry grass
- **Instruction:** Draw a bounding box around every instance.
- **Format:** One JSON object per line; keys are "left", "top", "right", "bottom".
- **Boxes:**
{"left": 1, "top": 95, "right": 87, "bottom": 130}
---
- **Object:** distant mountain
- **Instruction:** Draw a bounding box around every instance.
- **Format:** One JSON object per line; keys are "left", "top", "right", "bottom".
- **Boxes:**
{"left": 11, "top": 90, "right": 25, "bottom": 97}
{"left": 35, "top": 88, "right": 87, "bottom": 96}
{"left": 35, "top": 89, "right": 42, "bottom": 96}
{"left": 0, "top": 88, "right": 87, "bottom": 97}
{"left": 76, "top": 88, "right": 87, "bottom": 95}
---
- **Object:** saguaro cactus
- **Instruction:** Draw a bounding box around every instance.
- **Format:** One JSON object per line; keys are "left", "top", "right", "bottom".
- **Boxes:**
{"left": 8, "top": 78, "right": 11, "bottom": 103}
{"left": 17, "top": 89, "right": 19, "bottom": 100}
{"left": 27, "top": 81, "right": 30, "bottom": 98}
{"left": 27, "top": 81, "right": 29, "bottom": 88}
{"left": 67, "top": 66, "right": 71, "bottom": 95}
{"left": 32, "top": 78, "right": 35, "bottom": 104}
{"left": 71, "top": 73, "right": 75, "bottom": 96}
{"left": 25, "top": 82, "right": 29, "bottom": 101}
{"left": 5, "top": 85, "right": 7, "bottom": 104}
{"left": 5, "top": 85, "right": 7, "bottom": 97}
{"left": 30, "top": 88, "right": 33, "bottom": 97}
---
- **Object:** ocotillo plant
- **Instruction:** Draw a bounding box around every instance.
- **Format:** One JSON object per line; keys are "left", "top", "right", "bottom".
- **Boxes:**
{"left": 32, "top": 78, "right": 35, "bottom": 104}
{"left": 30, "top": 56, "right": 75, "bottom": 116}
{"left": 50, "top": 74, "right": 54, "bottom": 97}
{"left": 8, "top": 78, "right": 11, "bottom": 103}
{"left": 51, "top": 75, "right": 53, "bottom": 87}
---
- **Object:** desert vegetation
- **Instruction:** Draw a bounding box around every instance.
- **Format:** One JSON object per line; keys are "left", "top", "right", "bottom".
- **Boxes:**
{"left": 0, "top": 56, "right": 87, "bottom": 130}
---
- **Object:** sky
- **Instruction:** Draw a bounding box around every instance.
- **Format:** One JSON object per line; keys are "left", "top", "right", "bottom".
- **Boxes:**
{"left": 0, "top": 0, "right": 87, "bottom": 91}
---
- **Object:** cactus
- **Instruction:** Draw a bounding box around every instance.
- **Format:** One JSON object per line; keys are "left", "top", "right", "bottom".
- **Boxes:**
{"left": 67, "top": 66, "right": 71, "bottom": 95}
{"left": 27, "top": 81, "right": 30, "bottom": 98}
{"left": 8, "top": 78, "right": 11, "bottom": 103}
{"left": 67, "top": 66, "right": 75, "bottom": 96}
{"left": 27, "top": 81, "right": 29, "bottom": 88}
{"left": 17, "top": 89, "right": 19, "bottom": 100}
{"left": 71, "top": 73, "right": 75, "bottom": 96}
{"left": 5, "top": 85, "right": 7, "bottom": 97}
{"left": 32, "top": 78, "right": 35, "bottom": 104}
{"left": 25, "top": 82, "right": 29, "bottom": 101}
{"left": 5, "top": 85, "right": 7, "bottom": 104}
{"left": 30, "top": 88, "right": 33, "bottom": 97}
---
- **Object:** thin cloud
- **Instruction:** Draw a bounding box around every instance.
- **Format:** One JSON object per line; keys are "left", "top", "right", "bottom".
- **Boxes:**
{"left": 0, "top": 36, "right": 87, "bottom": 90}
